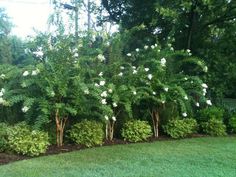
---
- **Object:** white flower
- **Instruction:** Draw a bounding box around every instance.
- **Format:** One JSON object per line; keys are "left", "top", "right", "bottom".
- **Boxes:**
{"left": 184, "top": 77, "right": 188, "bottom": 81}
{"left": 104, "top": 115, "right": 109, "bottom": 121}
{"left": 23, "top": 71, "right": 29, "bottom": 76}
{"left": 151, "top": 45, "right": 155, "bottom": 49}
{"left": 127, "top": 53, "right": 132, "bottom": 57}
{"left": 182, "top": 112, "right": 187, "bottom": 117}
{"left": 164, "top": 87, "right": 169, "bottom": 92}
{"left": 112, "top": 116, "right": 116, "bottom": 121}
{"left": 118, "top": 72, "right": 123, "bottom": 76}
{"left": 84, "top": 89, "right": 89, "bottom": 95}
{"left": 170, "top": 47, "right": 174, "bottom": 51}
{"left": 99, "top": 72, "right": 103, "bottom": 77}
{"left": 108, "top": 89, "right": 113, "bottom": 93}
{"left": 95, "top": 83, "right": 99, "bottom": 87}
{"left": 24, "top": 48, "right": 31, "bottom": 54}
{"left": 22, "top": 106, "right": 29, "bottom": 113}
{"left": 153, "top": 92, "right": 156, "bottom": 95}
{"left": 148, "top": 74, "right": 153, "bottom": 80}
{"left": 184, "top": 95, "right": 188, "bottom": 100}
{"left": 161, "top": 100, "right": 165, "bottom": 104}
{"left": 73, "top": 53, "right": 79, "bottom": 57}
{"left": 112, "top": 102, "right": 118, "bottom": 107}
{"left": 101, "top": 91, "right": 108, "bottom": 97}
{"left": 201, "top": 83, "right": 208, "bottom": 88}
{"left": 168, "top": 44, "right": 172, "bottom": 47}
{"left": 32, "top": 69, "right": 40, "bottom": 76}
{"left": 191, "top": 81, "right": 194, "bottom": 84}
{"left": 196, "top": 102, "right": 200, "bottom": 107}
{"left": 154, "top": 44, "right": 158, "bottom": 47}
{"left": 133, "top": 70, "right": 137, "bottom": 74}
{"left": 157, "top": 49, "right": 161, "bottom": 52}
{"left": 160, "top": 58, "right": 166, "bottom": 67}
{"left": 0, "top": 74, "right": 5, "bottom": 79}
{"left": 133, "top": 91, "right": 137, "bottom": 95}
{"left": 136, "top": 48, "right": 140, "bottom": 52}
{"left": 206, "top": 100, "right": 212, "bottom": 106}
{"left": 1, "top": 88, "right": 5, "bottom": 94}
{"left": 132, "top": 66, "right": 136, "bottom": 69}
{"left": 120, "top": 66, "right": 125, "bottom": 70}
{"left": 203, "top": 88, "right": 207, "bottom": 93}
{"left": 144, "top": 45, "right": 149, "bottom": 50}
{"left": 101, "top": 99, "right": 107, "bottom": 105}
{"left": 33, "top": 51, "right": 44, "bottom": 58}
{"left": 204, "top": 66, "right": 208, "bottom": 72}
{"left": 97, "top": 54, "right": 105, "bottom": 62}
{"left": 144, "top": 68, "right": 149, "bottom": 72}
{"left": 186, "top": 49, "right": 191, "bottom": 53}
{"left": 99, "top": 80, "right": 106, "bottom": 86}
{"left": 0, "top": 92, "right": 3, "bottom": 97}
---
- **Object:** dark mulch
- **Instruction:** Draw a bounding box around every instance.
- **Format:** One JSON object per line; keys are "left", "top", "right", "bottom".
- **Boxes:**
{"left": 0, "top": 134, "right": 215, "bottom": 166}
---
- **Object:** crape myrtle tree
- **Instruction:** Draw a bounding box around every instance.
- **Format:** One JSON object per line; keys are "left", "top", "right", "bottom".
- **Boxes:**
{"left": 96, "top": 31, "right": 211, "bottom": 138}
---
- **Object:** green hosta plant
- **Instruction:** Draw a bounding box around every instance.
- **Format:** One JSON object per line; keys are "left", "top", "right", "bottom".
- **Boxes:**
{"left": 69, "top": 120, "right": 104, "bottom": 147}
{"left": 121, "top": 120, "right": 152, "bottom": 142}
{"left": 163, "top": 118, "right": 198, "bottom": 139}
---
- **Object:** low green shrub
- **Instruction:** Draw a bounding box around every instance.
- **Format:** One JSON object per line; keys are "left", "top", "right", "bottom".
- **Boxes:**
{"left": 163, "top": 118, "right": 198, "bottom": 139}
{"left": 7, "top": 122, "right": 49, "bottom": 156}
{"left": 69, "top": 120, "right": 104, "bottom": 147}
{"left": 0, "top": 123, "right": 9, "bottom": 152}
{"left": 198, "top": 107, "right": 224, "bottom": 122}
{"left": 201, "top": 118, "right": 227, "bottom": 136}
{"left": 121, "top": 120, "right": 152, "bottom": 142}
{"left": 228, "top": 116, "right": 236, "bottom": 133}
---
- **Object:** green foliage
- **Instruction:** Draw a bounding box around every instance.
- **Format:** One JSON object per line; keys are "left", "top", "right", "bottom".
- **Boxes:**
{"left": 228, "top": 116, "right": 236, "bottom": 133}
{"left": 201, "top": 118, "right": 227, "bottom": 136}
{"left": 163, "top": 118, "right": 198, "bottom": 139}
{"left": 69, "top": 120, "right": 104, "bottom": 147}
{"left": 0, "top": 123, "right": 8, "bottom": 152}
{"left": 7, "top": 122, "right": 49, "bottom": 156}
{"left": 198, "top": 107, "right": 224, "bottom": 122}
{"left": 121, "top": 120, "right": 152, "bottom": 142}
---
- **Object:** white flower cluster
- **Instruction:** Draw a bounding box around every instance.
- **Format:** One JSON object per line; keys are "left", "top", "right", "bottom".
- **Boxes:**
{"left": 0, "top": 88, "right": 6, "bottom": 105}
{"left": 160, "top": 58, "right": 166, "bottom": 67}
{"left": 201, "top": 83, "right": 208, "bottom": 96}
{"left": 23, "top": 71, "right": 29, "bottom": 76}
{"left": 32, "top": 69, "right": 40, "bottom": 76}
{"left": 104, "top": 115, "right": 116, "bottom": 121}
{"left": 98, "top": 54, "right": 105, "bottom": 62}
{"left": 22, "top": 106, "right": 29, "bottom": 113}
{"left": 0, "top": 74, "right": 5, "bottom": 79}
{"left": 33, "top": 47, "right": 44, "bottom": 58}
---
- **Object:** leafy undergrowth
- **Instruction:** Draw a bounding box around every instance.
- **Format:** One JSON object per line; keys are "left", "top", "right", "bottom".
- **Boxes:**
{"left": 0, "top": 137, "right": 236, "bottom": 177}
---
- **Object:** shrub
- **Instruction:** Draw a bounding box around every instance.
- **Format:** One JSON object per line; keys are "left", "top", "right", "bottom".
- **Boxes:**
{"left": 198, "top": 107, "right": 224, "bottom": 122}
{"left": 0, "top": 123, "right": 9, "bottom": 152}
{"left": 7, "top": 122, "right": 49, "bottom": 156}
{"left": 201, "top": 118, "right": 227, "bottom": 136}
{"left": 163, "top": 118, "right": 198, "bottom": 139}
{"left": 228, "top": 116, "right": 236, "bottom": 133}
{"left": 121, "top": 120, "right": 152, "bottom": 142}
{"left": 69, "top": 120, "right": 104, "bottom": 147}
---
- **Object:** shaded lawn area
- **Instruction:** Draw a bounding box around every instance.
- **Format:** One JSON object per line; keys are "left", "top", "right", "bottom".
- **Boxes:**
{"left": 0, "top": 137, "right": 235, "bottom": 177}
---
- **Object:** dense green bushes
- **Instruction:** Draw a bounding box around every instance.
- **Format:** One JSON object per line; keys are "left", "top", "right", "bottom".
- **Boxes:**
{"left": 69, "top": 120, "right": 104, "bottom": 147}
{"left": 0, "top": 123, "right": 8, "bottom": 152}
{"left": 163, "top": 119, "right": 198, "bottom": 139}
{"left": 198, "top": 107, "right": 224, "bottom": 122}
{"left": 121, "top": 120, "right": 152, "bottom": 142}
{"left": 201, "top": 118, "right": 226, "bottom": 136}
{"left": 229, "top": 116, "right": 236, "bottom": 133}
{"left": 7, "top": 123, "right": 49, "bottom": 156}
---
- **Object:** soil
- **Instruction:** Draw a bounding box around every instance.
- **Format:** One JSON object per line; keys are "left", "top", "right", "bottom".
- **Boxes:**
{"left": 0, "top": 134, "right": 210, "bottom": 166}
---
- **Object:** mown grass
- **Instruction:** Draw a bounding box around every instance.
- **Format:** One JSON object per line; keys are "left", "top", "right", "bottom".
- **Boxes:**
{"left": 0, "top": 137, "right": 235, "bottom": 177}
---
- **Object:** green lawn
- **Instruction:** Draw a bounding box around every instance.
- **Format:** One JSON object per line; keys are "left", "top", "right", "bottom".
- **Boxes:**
{"left": 0, "top": 137, "right": 236, "bottom": 177}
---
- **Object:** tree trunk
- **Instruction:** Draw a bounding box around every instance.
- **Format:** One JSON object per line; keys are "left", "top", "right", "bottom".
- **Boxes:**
{"left": 151, "top": 109, "right": 160, "bottom": 138}
{"left": 105, "top": 120, "right": 115, "bottom": 141}
{"left": 55, "top": 109, "right": 68, "bottom": 147}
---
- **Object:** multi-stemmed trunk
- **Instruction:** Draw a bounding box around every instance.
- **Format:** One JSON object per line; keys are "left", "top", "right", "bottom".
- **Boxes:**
{"left": 150, "top": 109, "right": 160, "bottom": 138}
{"left": 105, "top": 120, "right": 115, "bottom": 141}
{"left": 55, "top": 109, "right": 68, "bottom": 147}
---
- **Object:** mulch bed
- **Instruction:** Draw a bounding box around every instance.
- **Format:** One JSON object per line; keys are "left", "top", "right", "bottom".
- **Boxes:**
{"left": 0, "top": 134, "right": 212, "bottom": 166}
